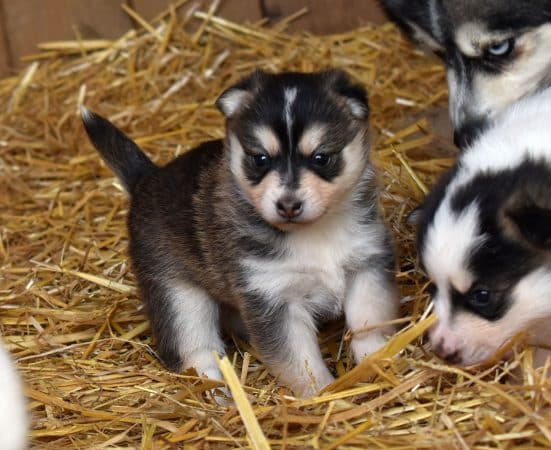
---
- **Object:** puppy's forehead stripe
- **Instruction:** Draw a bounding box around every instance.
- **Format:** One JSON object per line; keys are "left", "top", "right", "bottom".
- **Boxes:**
{"left": 284, "top": 87, "right": 298, "bottom": 146}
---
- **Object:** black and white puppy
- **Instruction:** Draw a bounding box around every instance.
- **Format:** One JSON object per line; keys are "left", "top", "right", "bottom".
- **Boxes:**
{"left": 81, "top": 70, "right": 399, "bottom": 397}
{"left": 380, "top": 0, "right": 551, "bottom": 148}
{"left": 416, "top": 87, "right": 551, "bottom": 366}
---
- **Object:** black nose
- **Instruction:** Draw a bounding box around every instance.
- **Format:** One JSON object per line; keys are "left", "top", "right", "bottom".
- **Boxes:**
{"left": 453, "top": 118, "right": 488, "bottom": 149}
{"left": 276, "top": 197, "right": 303, "bottom": 219}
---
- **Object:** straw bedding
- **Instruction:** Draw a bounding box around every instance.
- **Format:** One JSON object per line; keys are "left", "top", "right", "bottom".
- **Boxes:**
{"left": 1, "top": 2, "right": 550, "bottom": 448}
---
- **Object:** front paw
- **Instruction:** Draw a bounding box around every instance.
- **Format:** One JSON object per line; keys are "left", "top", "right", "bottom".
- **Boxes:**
{"left": 288, "top": 367, "right": 334, "bottom": 398}
{"left": 351, "top": 331, "right": 388, "bottom": 364}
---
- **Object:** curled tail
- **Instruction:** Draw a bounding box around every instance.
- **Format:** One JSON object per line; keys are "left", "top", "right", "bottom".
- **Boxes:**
{"left": 80, "top": 106, "right": 157, "bottom": 193}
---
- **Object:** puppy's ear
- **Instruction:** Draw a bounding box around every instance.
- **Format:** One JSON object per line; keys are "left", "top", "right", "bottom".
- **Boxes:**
{"left": 379, "top": 0, "right": 444, "bottom": 53}
{"left": 501, "top": 181, "right": 551, "bottom": 251}
{"left": 504, "top": 205, "right": 551, "bottom": 251}
{"left": 323, "top": 69, "right": 369, "bottom": 120}
{"left": 406, "top": 203, "right": 426, "bottom": 226}
{"left": 216, "top": 70, "right": 266, "bottom": 118}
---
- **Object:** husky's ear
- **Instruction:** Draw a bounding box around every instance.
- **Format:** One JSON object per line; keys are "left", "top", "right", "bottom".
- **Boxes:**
{"left": 502, "top": 181, "right": 551, "bottom": 251}
{"left": 323, "top": 69, "right": 369, "bottom": 120}
{"left": 216, "top": 70, "right": 266, "bottom": 118}
{"left": 504, "top": 205, "right": 551, "bottom": 251}
{"left": 379, "top": 0, "right": 444, "bottom": 53}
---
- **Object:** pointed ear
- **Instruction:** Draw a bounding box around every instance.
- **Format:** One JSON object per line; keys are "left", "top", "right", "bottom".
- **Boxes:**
{"left": 504, "top": 205, "right": 551, "bottom": 250}
{"left": 216, "top": 70, "right": 266, "bottom": 118}
{"left": 501, "top": 178, "right": 551, "bottom": 251}
{"left": 406, "top": 203, "right": 426, "bottom": 226}
{"left": 323, "top": 69, "right": 369, "bottom": 120}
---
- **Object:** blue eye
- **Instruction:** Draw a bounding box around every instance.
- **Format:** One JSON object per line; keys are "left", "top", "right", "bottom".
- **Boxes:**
{"left": 468, "top": 289, "right": 491, "bottom": 307}
{"left": 251, "top": 153, "right": 270, "bottom": 169}
{"left": 312, "top": 152, "right": 331, "bottom": 168}
{"left": 486, "top": 38, "right": 515, "bottom": 57}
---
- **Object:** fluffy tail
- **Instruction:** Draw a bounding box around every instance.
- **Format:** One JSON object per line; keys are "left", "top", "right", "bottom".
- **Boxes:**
{"left": 80, "top": 106, "right": 157, "bottom": 192}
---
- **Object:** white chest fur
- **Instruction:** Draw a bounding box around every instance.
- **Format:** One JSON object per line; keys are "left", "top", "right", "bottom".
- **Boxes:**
{"left": 242, "top": 209, "right": 386, "bottom": 315}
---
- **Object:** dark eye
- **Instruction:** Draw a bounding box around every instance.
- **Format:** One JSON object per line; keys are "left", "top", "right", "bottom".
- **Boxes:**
{"left": 486, "top": 38, "right": 515, "bottom": 58}
{"left": 251, "top": 153, "right": 270, "bottom": 169}
{"left": 311, "top": 152, "right": 331, "bottom": 168}
{"left": 468, "top": 289, "right": 491, "bottom": 308}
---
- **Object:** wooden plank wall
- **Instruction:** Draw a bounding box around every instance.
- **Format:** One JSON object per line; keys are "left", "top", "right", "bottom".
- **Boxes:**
{"left": 0, "top": 0, "right": 387, "bottom": 76}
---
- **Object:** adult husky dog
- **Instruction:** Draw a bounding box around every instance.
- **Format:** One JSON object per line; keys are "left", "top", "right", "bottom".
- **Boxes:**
{"left": 381, "top": 0, "right": 551, "bottom": 148}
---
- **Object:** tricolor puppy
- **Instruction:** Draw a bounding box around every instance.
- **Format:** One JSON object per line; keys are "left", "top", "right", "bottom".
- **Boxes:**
{"left": 416, "top": 87, "right": 551, "bottom": 366}
{"left": 380, "top": 0, "right": 551, "bottom": 148}
{"left": 81, "top": 70, "right": 399, "bottom": 397}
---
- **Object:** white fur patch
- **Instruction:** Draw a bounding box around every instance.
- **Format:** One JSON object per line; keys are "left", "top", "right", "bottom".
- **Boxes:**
{"left": 284, "top": 87, "right": 298, "bottom": 139}
{"left": 458, "top": 86, "right": 551, "bottom": 175}
{"left": 243, "top": 202, "right": 387, "bottom": 310}
{"left": 0, "top": 342, "right": 28, "bottom": 450}
{"left": 228, "top": 133, "right": 246, "bottom": 181}
{"left": 274, "top": 302, "right": 334, "bottom": 397}
{"left": 218, "top": 89, "right": 249, "bottom": 117}
{"left": 423, "top": 201, "right": 484, "bottom": 294}
{"left": 346, "top": 99, "right": 368, "bottom": 120}
{"left": 345, "top": 268, "right": 398, "bottom": 363}
{"left": 169, "top": 282, "right": 225, "bottom": 379}
{"left": 80, "top": 105, "right": 94, "bottom": 123}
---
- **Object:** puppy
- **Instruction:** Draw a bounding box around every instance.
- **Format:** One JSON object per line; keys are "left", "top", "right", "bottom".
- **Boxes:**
{"left": 415, "top": 87, "right": 551, "bottom": 366}
{"left": 0, "top": 342, "right": 28, "bottom": 450}
{"left": 81, "top": 70, "right": 399, "bottom": 397}
{"left": 380, "top": 0, "right": 551, "bottom": 148}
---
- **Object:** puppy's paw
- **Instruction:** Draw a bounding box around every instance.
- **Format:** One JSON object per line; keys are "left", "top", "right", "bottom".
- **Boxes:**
{"left": 351, "top": 331, "right": 388, "bottom": 364}
{"left": 290, "top": 367, "right": 334, "bottom": 398}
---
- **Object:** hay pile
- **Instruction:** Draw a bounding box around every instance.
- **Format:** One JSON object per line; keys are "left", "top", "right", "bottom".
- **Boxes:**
{"left": 1, "top": 2, "right": 550, "bottom": 448}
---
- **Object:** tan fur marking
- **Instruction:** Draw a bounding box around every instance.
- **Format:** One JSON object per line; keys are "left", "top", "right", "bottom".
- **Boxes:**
{"left": 245, "top": 171, "right": 280, "bottom": 215}
{"left": 298, "top": 124, "right": 326, "bottom": 157}
{"left": 297, "top": 128, "right": 369, "bottom": 217}
{"left": 254, "top": 126, "right": 280, "bottom": 157}
{"left": 455, "top": 22, "right": 513, "bottom": 57}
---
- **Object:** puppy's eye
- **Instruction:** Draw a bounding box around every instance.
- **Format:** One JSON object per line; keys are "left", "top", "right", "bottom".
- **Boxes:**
{"left": 251, "top": 153, "right": 271, "bottom": 169}
{"left": 311, "top": 152, "right": 331, "bottom": 168}
{"left": 468, "top": 289, "right": 491, "bottom": 307}
{"left": 485, "top": 38, "right": 515, "bottom": 58}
